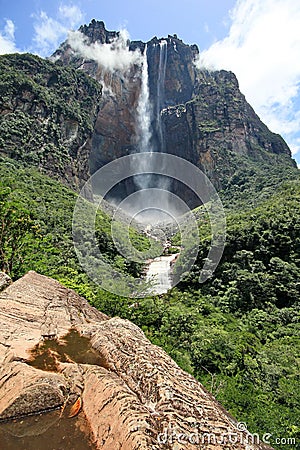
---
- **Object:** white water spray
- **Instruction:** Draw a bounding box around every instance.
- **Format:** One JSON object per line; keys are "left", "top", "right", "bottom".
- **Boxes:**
{"left": 132, "top": 41, "right": 172, "bottom": 223}
{"left": 136, "top": 44, "right": 152, "bottom": 156}
{"left": 135, "top": 44, "right": 153, "bottom": 190}
{"left": 146, "top": 253, "right": 179, "bottom": 294}
{"left": 156, "top": 40, "right": 167, "bottom": 151}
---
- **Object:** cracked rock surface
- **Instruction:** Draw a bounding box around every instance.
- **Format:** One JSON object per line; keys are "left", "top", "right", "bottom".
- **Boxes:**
{"left": 0, "top": 271, "right": 272, "bottom": 449}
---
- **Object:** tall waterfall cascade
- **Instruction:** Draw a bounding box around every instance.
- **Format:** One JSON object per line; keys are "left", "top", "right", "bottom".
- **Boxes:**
{"left": 134, "top": 41, "right": 169, "bottom": 193}
{"left": 132, "top": 41, "right": 176, "bottom": 224}
{"left": 136, "top": 44, "right": 152, "bottom": 158}
{"left": 156, "top": 40, "right": 168, "bottom": 152}
{"left": 135, "top": 44, "right": 153, "bottom": 190}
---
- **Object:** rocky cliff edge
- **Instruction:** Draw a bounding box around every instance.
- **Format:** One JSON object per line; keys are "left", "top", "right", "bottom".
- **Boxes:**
{"left": 0, "top": 271, "right": 272, "bottom": 449}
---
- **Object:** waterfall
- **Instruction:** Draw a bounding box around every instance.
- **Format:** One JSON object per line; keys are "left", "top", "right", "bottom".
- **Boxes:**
{"left": 135, "top": 44, "right": 153, "bottom": 190}
{"left": 156, "top": 40, "right": 167, "bottom": 152}
{"left": 146, "top": 253, "right": 179, "bottom": 294}
{"left": 136, "top": 44, "right": 152, "bottom": 156}
{"left": 155, "top": 40, "right": 169, "bottom": 192}
{"left": 132, "top": 41, "right": 170, "bottom": 223}
{"left": 135, "top": 40, "right": 168, "bottom": 163}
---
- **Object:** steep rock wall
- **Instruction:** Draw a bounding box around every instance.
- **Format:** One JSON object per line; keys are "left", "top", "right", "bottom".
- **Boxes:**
{"left": 0, "top": 21, "right": 296, "bottom": 205}
{"left": 0, "top": 53, "right": 101, "bottom": 190}
{"left": 53, "top": 20, "right": 295, "bottom": 206}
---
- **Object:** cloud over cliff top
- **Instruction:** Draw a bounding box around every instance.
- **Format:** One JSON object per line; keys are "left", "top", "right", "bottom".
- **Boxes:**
{"left": 67, "top": 29, "right": 142, "bottom": 72}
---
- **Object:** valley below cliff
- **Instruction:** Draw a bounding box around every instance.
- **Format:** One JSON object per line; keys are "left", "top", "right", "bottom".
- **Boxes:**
{"left": 0, "top": 18, "right": 299, "bottom": 450}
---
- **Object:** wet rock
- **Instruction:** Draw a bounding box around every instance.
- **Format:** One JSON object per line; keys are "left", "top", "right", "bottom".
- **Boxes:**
{"left": 0, "top": 362, "right": 67, "bottom": 420}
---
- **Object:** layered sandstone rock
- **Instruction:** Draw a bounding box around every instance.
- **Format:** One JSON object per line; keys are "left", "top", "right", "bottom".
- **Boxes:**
{"left": 0, "top": 271, "right": 272, "bottom": 449}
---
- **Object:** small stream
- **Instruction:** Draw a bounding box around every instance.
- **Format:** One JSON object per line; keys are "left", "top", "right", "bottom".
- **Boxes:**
{"left": 146, "top": 253, "right": 179, "bottom": 295}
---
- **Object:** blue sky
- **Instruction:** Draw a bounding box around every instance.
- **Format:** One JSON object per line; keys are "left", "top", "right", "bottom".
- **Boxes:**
{"left": 1, "top": 0, "right": 300, "bottom": 165}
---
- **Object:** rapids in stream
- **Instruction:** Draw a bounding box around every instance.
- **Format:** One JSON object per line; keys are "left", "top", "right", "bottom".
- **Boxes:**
{"left": 146, "top": 253, "right": 179, "bottom": 295}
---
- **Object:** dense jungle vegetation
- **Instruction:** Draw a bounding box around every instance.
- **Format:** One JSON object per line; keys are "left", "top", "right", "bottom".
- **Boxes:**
{"left": 0, "top": 155, "right": 299, "bottom": 449}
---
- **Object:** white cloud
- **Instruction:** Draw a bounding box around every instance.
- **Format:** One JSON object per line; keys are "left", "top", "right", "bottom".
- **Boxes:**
{"left": 4, "top": 19, "right": 15, "bottom": 40}
{"left": 0, "top": 19, "right": 18, "bottom": 54}
{"left": 67, "top": 29, "right": 142, "bottom": 72}
{"left": 197, "top": 0, "right": 300, "bottom": 161}
{"left": 32, "top": 11, "right": 66, "bottom": 55}
{"left": 204, "top": 23, "right": 210, "bottom": 34}
{"left": 289, "top": 137, "right": 300, "bottom": 156}
{"left": 58, "top": 5, "right": 84, "bottom": 28}
{"left": 32, "top": 4, "right": 85, "bottom": 57}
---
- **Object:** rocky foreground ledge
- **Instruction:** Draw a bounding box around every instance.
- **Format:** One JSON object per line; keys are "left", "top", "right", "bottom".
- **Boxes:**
{"left": 0, "top": 271, "right": 271, "bottom": 449}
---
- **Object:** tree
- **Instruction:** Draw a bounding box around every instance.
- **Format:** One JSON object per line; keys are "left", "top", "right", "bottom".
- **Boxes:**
{"left": 0, "top": 185, "right": 38, "bottom": 277}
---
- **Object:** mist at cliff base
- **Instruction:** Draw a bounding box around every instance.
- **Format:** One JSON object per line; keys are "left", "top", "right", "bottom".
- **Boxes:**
{"left": 111, "top": 186, "right": 189, "bottom": 226}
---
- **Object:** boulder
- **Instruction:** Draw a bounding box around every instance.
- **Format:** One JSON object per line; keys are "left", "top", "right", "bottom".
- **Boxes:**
{"left": 0, "top": 271, "right": 272, "bottom": 449}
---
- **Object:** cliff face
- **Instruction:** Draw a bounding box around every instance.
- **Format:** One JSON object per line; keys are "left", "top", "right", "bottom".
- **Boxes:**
{"left": 53, "top": 20, "right": 141, "bottom": 174}
{"left": 163, "top": 69, "right": 292, "bottom": 184}
{"left": 53, "top": 20, "right": 294, "bottom": 201}
{"left": 0, "top": 21, "right": 296, "bottom": 204}
{"left": 0, "top": 271, "right": 272, "bottom": 449}
{"left": 0, "top": 53, "right": 101, "bottom": 189}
